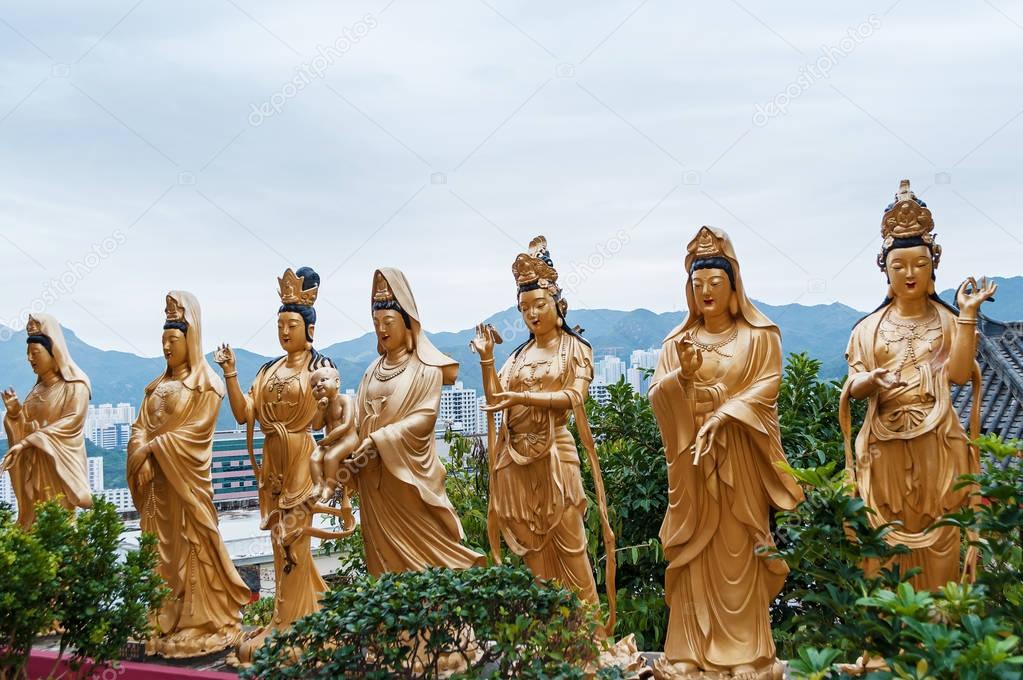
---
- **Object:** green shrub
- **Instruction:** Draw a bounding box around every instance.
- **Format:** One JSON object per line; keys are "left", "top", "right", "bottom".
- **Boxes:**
{"left": 243, "top": 596, "right": 274, "bottom": 628}
{"left": 0, "top": 504, "right": 59, "bottom": 679}
{"left": 241, "top": 565, "right": 615, "bottom": 679}
{"left": 0, "top": 497, "right": 166, "bottom": 679}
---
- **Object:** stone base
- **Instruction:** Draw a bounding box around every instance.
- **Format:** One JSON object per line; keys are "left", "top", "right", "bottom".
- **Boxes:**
{"left": 652, "top": 658, "right": 784, "bottom": 680}
{"left": 147, "top": 625, "right": 244, "bottom": 659}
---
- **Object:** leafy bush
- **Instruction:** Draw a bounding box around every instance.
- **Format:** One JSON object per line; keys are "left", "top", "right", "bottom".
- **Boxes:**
{"left": 580, "top": 378, "right": 668, "bottom": 651}
{"left": 0, "top": 497, "right": 166, "bottom": 679}
{"left": 243, "top": 596, "right": 274, "bottom": 628}
{"left": 0, "top": 504, "right": 59, "bottom": 679}
{"left": 241, "top": 565, "right": 615, "bottom": 679}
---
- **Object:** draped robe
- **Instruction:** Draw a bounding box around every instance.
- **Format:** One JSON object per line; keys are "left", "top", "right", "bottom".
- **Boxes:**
{"left": 355, "top": 355, "right": 485, "bottom": 574}
{"left": 127, "top": 380, "right": 250, "bottom": 652}
{"left": 491, "top": 332, "right": 598, "bottom": 602}
{"left": 649, "top": 320, "right": 802, "bottom": 669}
{"left": 843, "top": 301, "right": 977, "bottom": 589}
{"left": 4, "top": 380, "right": 91, "bottom": 528}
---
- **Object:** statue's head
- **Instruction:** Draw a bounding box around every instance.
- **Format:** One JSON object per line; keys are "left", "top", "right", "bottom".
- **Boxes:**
{"left": 877, "top": 180, "right": 941, "bottom": 300}
{"left": 24, "top": 315, "right": 55, "bottom": 377}
{"left": 371, "top": 271, "right": 413, "bottom": 355}
{"left": 25, "top": 335, "right": 54, "bottom": 377}
{"left": 162, "top": 294, "right": 189, "bottom": 371}
{"left": 310, "top": 365, "right": 340, "bottom": 400}
{"left": 512, "top": 236, "right": 572, "bottom": 339}
{"left": 689, "top": 255, "right": 736, "bottom": 320}
{"left": 277, "top": 267, "right": 319, "bottom": 353}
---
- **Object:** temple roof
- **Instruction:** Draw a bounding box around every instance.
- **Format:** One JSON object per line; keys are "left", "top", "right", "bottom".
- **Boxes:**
{"left": 952, "top": 317, "right": 1023, "bottom": 441}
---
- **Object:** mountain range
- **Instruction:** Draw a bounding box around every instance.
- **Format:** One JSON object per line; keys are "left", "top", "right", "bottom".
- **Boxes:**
{"left": 1, "top": 277, "right": 1019, "bottom": 434}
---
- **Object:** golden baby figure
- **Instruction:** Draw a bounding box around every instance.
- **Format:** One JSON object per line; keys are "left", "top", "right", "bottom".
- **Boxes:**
{"left": 308, "top": 365, "right": 358, "bottom": 503}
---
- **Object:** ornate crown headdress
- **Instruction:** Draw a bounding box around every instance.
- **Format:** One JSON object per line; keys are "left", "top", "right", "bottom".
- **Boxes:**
{"left": 689, "top": 226, "right": 724, "bottom": 260}
{"left": 278, "top": 268, "right": 319, "bottom": 306}
{"left": 25, "top": 315, "right": 42, "bottom": 336}
{"left": 164, "top": 295, "right": 186, "bottom": 322}
{"left": 877, "top": 180, "right": 940, "bottom": 271}
{"left": 512, "top": 235, "right": 561, "bottom": 296}
{"left": 372, "top": 271, "right": 396, "bottom": 303}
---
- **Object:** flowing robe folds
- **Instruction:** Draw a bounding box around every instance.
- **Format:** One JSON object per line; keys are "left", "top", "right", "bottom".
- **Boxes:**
{"left": 4, "top": 380, "right": 91, "bottom": 528}
{"left": 491, "top": 333, "right": 598, "bottom": 602}
{"left": 127, "top": 381, "right": 250, "bottom": 653}
{"left": 355, "top": 355, "right": 485, "bottom": 575}
{"left": 649, "top": 320, "right": 802, "bottom": 669}
{"left": 842, "top": 301, "right": 978, "bottom": 590}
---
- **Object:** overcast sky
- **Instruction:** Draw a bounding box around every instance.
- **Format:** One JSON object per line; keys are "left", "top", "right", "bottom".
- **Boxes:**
{"left": 1, "top": 0, "right": 1020, "bottom": 357}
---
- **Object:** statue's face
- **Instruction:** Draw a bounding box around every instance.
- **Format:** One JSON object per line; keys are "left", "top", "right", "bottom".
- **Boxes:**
{"left": 518, "top": 288, "right": 558, "bottom": 337}
{"left": 373, "top": 309, "right": 408, "bottom": 354}
{"left": 885, "top": 245, "right": 932, "bottom": 301}
{"left": 278, "top": 311, "right": 311, "bottom": 353}
{"left": 692, "top": 268, "right": 733, "bottom": 318}
{"left": 26, "top": 342, "right": 54, "bottom": 377}
{"left": 162, "top": 328, "right": 189, "bottom": 371}
{"left": 311, "top": 368, "right": 339, "bottom": 399}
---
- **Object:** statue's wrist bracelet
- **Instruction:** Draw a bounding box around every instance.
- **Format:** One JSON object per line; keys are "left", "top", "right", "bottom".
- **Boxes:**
{"left": 223, "top": 371, "right": 238, "bottom": 379}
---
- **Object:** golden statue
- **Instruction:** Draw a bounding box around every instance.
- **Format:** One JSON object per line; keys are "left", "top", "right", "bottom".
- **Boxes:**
{"left": 127, "top": 291, "right": 251, "bottom": 658}
{"left": 215, "top": 267, "right": 353, "bottom": 665}
{"left": 308, "top": 365, "right": 358, "bottom": 503}
{"left": 348, "top": 268, "right": 485, "bottom": 575}
{"left": 471, "top": 237, "right": 618, "bottom": 635}
{"left": 1, "top": 313, "right": 93, "bottom": 529}
{"left": 648, "top": 227, "right": 803, "bottom": 679}
{"left": 840, "top": 180, "right": 994, "bottom": 590}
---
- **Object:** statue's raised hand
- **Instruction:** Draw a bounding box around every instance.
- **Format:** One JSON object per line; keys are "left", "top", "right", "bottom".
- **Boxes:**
{"left": 674, "top": 333, "right": 703, "bottom": 382}
{"left": 470, "top": 323, "right": 502, "bottom": 360}
{"left": 956, "top": 276, "right": 997, "bottom": 318}
{"left": 214, "top": 343, "right": 237, "bottom": 375}
{"left": 1, "top": 387, "right": 21, "bottom": 419}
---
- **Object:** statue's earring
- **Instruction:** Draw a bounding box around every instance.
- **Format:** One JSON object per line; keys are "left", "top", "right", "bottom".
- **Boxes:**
{"left": 557, "top": 317, "right": 564, "bottom": 327}
{"left": 927, "top": 279, "right": 935, "bottom": 295}
{"left": 886, "top": 284, "right": 895, "bottom": 300}
{"left": 405, "top": 331, "right": 414, "bottom": 352}
{"left": 729, "top": 296, "right": 739, "bottom": 316}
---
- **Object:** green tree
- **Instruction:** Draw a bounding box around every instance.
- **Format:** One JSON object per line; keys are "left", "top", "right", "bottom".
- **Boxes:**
{"left": 242, "top": 566, "right": 621, "bottom": 679}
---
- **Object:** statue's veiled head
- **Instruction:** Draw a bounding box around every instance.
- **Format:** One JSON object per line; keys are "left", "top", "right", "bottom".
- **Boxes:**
{"left": 371, "top": 271, "right": 413, "bottom": 355}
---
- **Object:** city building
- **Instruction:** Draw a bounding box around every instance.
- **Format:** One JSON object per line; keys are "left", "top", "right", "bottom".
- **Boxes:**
{"left": 85, "top": 402, "right": 136, "bottom": 450}
{"left": 588, "top": 380, "right": 611, "bottom": 406}
{"left": 627, "top": 347, "right": 661, "bottom": 396}
{"left": 97, "top": 487, "right": 134, "bottom": 513}
{"left": 595, "top": 355, "right": 626, "bottom": 385}
{"left": 87, "top": 456, "right": 103, "bottom": 493}
{"left": 438, "top": 381, "right": 481, "bottom": 435}
{"left": 476, "top": 395, "right": 502, "bottom": 437}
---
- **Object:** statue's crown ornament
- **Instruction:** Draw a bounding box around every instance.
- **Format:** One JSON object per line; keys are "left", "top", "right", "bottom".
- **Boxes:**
{"left": 278, "top": 268, "right": 318, "bottom": 306}
{"left": 25, "top": 316, "right": 42, "bottom": 335}
{"left": 372, "top": 271, "right": 396, "bottom": 303}
{"left": 881, "top": 180, "right": 935, "bottom": 242}
{"left": 690, "top": 226, "right": 724, "bottom": 259}
{"left": 165, "top": 295, "right": 186, "bottom": 322}
{"left": 877, "top": 180, "right": 941, "bottom": 271}
{"left": 512, "top": 235, "right": 561, "bottom": 294}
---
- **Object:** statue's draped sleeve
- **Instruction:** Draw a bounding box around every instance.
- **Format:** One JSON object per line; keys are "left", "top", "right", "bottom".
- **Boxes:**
{"left": 650, "top": 325, "right": 802, "bottom": 565}
{"left": 366, "top": 363, "right": 465, "bottom": 540}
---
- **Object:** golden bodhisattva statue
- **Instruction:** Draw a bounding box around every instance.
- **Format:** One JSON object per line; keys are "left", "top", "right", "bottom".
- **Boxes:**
{"left": 349, "top": 268, "right": 485, "bottom": 575}
{"left": 649, "top": 227, "right": 803, "bottom": 679}
{"left": 472, "top": 237, "right": 618, "bottom": 636}
{"left": 127, "top": 291, "right": 251, "bottom": 658}
{"left": 841, "top": 180, "right": 994, "bottom": 589}
{"left": 2, "top": 313, "right": 93, "bottom": 529}
{"left": 215, "top": 267, "right": 344, "bottom": 665}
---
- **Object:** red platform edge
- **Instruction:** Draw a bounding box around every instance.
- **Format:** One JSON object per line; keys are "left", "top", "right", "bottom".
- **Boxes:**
{"left": 27, "top": 650, "right": 237, "bottom": 679}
